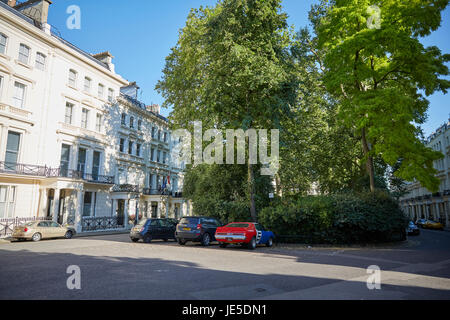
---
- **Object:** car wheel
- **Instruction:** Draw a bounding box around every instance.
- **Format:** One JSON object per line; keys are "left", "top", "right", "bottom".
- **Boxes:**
{"left": 178, "top": 239, "right": 186, "bottom": 245}
{"left": 143, "top": 234, "right": 152, "bottom": 243}
{"left": 201, "top": 233, "right": 211, "bottom": 246}
{"left": 247, "top": 237, "right": 256, "bottom": 250}
{"left": 64, "top": 230, "right": 73, "bottom": 239}
{"left": 219, "top": 243, "right": 228, "bottom": 248}
{"left": 32, "top": 233, "right": 42, "bottom": 242}
{"left": 131, "top": 238, "right": 139, "bottom": 242}
{"left": 266, "top": 237, "right": 273, "bottom": 247}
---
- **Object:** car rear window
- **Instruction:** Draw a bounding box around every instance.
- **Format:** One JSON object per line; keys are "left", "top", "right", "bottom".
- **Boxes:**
{"left": 225, "top": 223, "right": 250, "bottom": 228}
{"left": 179, "top": 217, "right": 199, "bottom": 225}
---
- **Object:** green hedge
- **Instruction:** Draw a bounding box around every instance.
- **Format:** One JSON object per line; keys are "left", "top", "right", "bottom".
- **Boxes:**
{"left": 258, "top": 191, "right": 408, "bottom": 244}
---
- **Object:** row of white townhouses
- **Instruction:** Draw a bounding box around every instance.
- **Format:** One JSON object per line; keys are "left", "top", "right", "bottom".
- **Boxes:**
{"left": 0, "top": 0, "right": 191, "bottom": 236}
{"left": 400, "top": 118, "right": 450, "bottom": 229}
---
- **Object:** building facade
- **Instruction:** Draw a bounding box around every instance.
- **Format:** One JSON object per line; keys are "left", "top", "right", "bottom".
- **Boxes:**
{"left": 0, "top": 0, "right": 189, "bottom": 236}
{"left": 400, "top": 119, "right": 450, "bottom": 228}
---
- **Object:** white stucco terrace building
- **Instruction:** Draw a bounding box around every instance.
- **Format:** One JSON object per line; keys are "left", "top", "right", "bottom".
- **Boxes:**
{"left": 399, "top": 119, "right": 450, "bottom": 228}
{"left": 0, "top": 0, "right": 190, "bottom": 236}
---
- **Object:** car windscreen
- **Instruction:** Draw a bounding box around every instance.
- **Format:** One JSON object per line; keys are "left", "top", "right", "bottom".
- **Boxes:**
{"left": 179, "top": 217, "right": 199, "bottom": 225}
{"left": 225, "top": 223, "right": 250, "bottom": 228}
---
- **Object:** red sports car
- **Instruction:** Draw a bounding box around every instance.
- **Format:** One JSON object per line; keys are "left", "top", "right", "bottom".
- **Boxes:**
{"left": 215, "top": 222, "right": 275, "bottom": 250}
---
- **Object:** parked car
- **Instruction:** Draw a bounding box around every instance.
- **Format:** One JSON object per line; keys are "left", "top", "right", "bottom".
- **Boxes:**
{"left": 215, "top": 222, "right": 275, "bottom": 250}
{"left": 130, "top": 218, "right": 177, "bottom": 243}
{"left": 175, "top": 216, "right": 222, "bottom": 246}
{"left": 416, "top": 219, "right": 444, "bottom": 230}
{"left": 415, "top": 219, "right": 427, "bottom": 228}
{"left": 407, "top": 221, "right": 420, "bottom": 236}
{"left": 11, "top": 221, "right": 76, "bottom": 242}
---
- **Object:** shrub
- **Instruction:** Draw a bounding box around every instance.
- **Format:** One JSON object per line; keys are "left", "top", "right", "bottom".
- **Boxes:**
{"left": 259, "top": 191, "right": 408, "bottom": 244}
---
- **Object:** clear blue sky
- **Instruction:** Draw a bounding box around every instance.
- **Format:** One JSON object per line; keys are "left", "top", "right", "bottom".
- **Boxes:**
{"left": 48, "top": 0, "right": 449, "bottom": 137}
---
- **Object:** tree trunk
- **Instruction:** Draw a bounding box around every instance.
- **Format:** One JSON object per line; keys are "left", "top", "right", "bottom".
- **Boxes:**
{"left": 361, "top": 127, "right": 375, "bottom": 192}
{"left": 248, "top": 162, "right": 257, "bottom": 222}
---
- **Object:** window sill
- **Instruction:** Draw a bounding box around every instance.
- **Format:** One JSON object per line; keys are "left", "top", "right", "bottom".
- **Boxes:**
{"left": 0, "top": 53, "right": 11, "bottom": 61}
{"left": 15, "top": 59, "right": 32, "bottom": 70}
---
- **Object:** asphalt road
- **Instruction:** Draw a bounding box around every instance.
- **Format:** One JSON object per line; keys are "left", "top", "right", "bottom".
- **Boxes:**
{"left": 0, "top": 229, "right": 449, "bottom": 300}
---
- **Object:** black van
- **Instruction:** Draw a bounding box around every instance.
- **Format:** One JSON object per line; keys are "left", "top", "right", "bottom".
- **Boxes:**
{"left": 175, "top": 216, "right": 222, "bottom": 246}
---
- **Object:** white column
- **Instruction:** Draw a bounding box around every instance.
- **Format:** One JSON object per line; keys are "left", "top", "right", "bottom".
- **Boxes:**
{"left": 123, "top": 200, "right": 129, "bottom": 229}
{"left": 52, "top": 189, "right": 60, "bottom": 222}
{"left": 75, "top": 189, "right": 83, "bottom": 233}
{"left": 40, "top": 189, "right": 49, "bottom": 218}
{"left": 157, "top": 201, "right": 162, "bottom": 218}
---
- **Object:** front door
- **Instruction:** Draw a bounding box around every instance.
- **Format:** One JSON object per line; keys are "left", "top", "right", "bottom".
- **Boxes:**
{"left": 117, "top": 200, "right": 125, "bottom": 226}
{"left": 151, "top": 204, "right": 158, "bottom": 218}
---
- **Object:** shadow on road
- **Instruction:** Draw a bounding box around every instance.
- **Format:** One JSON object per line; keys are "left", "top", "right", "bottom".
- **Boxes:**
{"left": 0, "top": 244, "right": 449, "bottom": 300}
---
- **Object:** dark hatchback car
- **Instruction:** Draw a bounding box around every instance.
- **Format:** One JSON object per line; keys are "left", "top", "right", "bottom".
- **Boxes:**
{"left": 175, "top": 216, "right": 222, "bottom": 246}
{"left": 130, "top": 218, "right": 177, "bottom": 243}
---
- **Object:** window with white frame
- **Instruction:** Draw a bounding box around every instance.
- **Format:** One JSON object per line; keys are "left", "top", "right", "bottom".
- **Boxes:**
{"left": 81, "top": 108, "right": 89, "bottom": 129}
{"left": 121, "top": 113, "right": 126, "bottom": 125}
{"left": 130, "top": 116, "right": 134, "bottom": 128}
{"left": 5, "top": 131, "right": 21, "bottom": 166}
{"left": 98, "top": 83, "right": 104, "bottom": 98}
{"left": 136, "top": 143, "right": 141, "bottom": 157}
{"left": 128, "top": 140, "right": 133, "bottom": 155}
{"left": 0, "top": 185, "right": 16, "bottom": 218}
{"left": 35, "top": 52, "right": 46, "bottom": 70}
{"left": 65, "top": 102, "right": 74, "bottom": 124}
{"left": 12, "top": 81, "right": 26, "bottom": 108}
{"left": 0, "top": 75, "right": 3, "bottom": 98}
{"left": 18, "top": 43, "right": 30, "bottom": 64}
{"left": 95, "top": 113, "right": 102, "bottom": 132}
{"left": 84, "top": 77, "right": 91, "bottom": 92}
{"left": 108, "top": 88, "right": 114, "bottom": 102}
{"left": 137, "top": 119, "right": 142, "bottom": 131}
{"left": 68, "top": 69, "right": 77, "bottom": 87}
{"left": 0, "top": 33, "right": 7, "bottom": 55}
{"left": 119, "top": 138, "right": 125, "bottom": 153}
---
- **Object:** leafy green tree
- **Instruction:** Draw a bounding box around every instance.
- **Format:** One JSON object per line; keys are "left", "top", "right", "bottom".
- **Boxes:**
{"left": 183, "top": 163, "right": 273, "bottom": 222}
{"left": 157, "top": 0, "right": 297, "bottom": 220}
{"left": 312, "top": 0, "right": 449, "bottom": 192}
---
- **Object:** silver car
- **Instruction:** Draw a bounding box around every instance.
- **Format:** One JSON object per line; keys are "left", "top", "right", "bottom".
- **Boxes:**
{"left": 11, "top": 221, "right": 76, "bottom": 242}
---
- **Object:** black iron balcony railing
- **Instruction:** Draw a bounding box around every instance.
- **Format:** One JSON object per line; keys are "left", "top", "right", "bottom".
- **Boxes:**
{"left": 142, "top": 188, "right": 161, "bottom": 195}
{"left": 142, "top": 188, "right": 183, "bottom": 197}
{"left": 112, "top": 184, "right": 140, "bottom": 193}
{"left": 0, "top": 162, "right": 114, "bottom": 184}
{"left": 0, "top": 161, "right": 58, "bottom": 177}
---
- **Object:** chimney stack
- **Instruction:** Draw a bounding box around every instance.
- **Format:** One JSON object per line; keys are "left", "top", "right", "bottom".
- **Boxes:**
{"left": 92, "top": 51, "right": 116, "bottom": 73}
{"left": 14, "top": 0, "right": 52, "bottom": 26}
{"left": 147, "top": 104, "right": 161, "bottom": 115}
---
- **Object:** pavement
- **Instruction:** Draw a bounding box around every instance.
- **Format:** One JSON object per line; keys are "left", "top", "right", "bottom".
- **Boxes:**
{"left": 0, "top": 229, "right": 449, "bottom": 300}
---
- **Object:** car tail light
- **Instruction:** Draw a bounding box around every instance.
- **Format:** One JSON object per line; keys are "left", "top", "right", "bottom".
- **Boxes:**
{"left": 196, "top": 224, "right": 202, "bottom": 230}
{"left": 24, "top": 228, "right": 28, "bottom": 232}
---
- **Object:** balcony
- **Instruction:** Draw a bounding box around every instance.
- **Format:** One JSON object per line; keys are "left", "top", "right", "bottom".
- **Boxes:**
{"left": 112, "top": 184, "right": 140, "bottom": 193}
{"left": 0, "top": 162, "right": 114, "bottom": 184}
{"left": 0, "top": 161, "right": 58, "bottom": 177}
{"left": 142, "top": 188, "right": 183, "bottom": 197}
{"left": 58, "top": 169, "right": 114, "bottom": 184}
